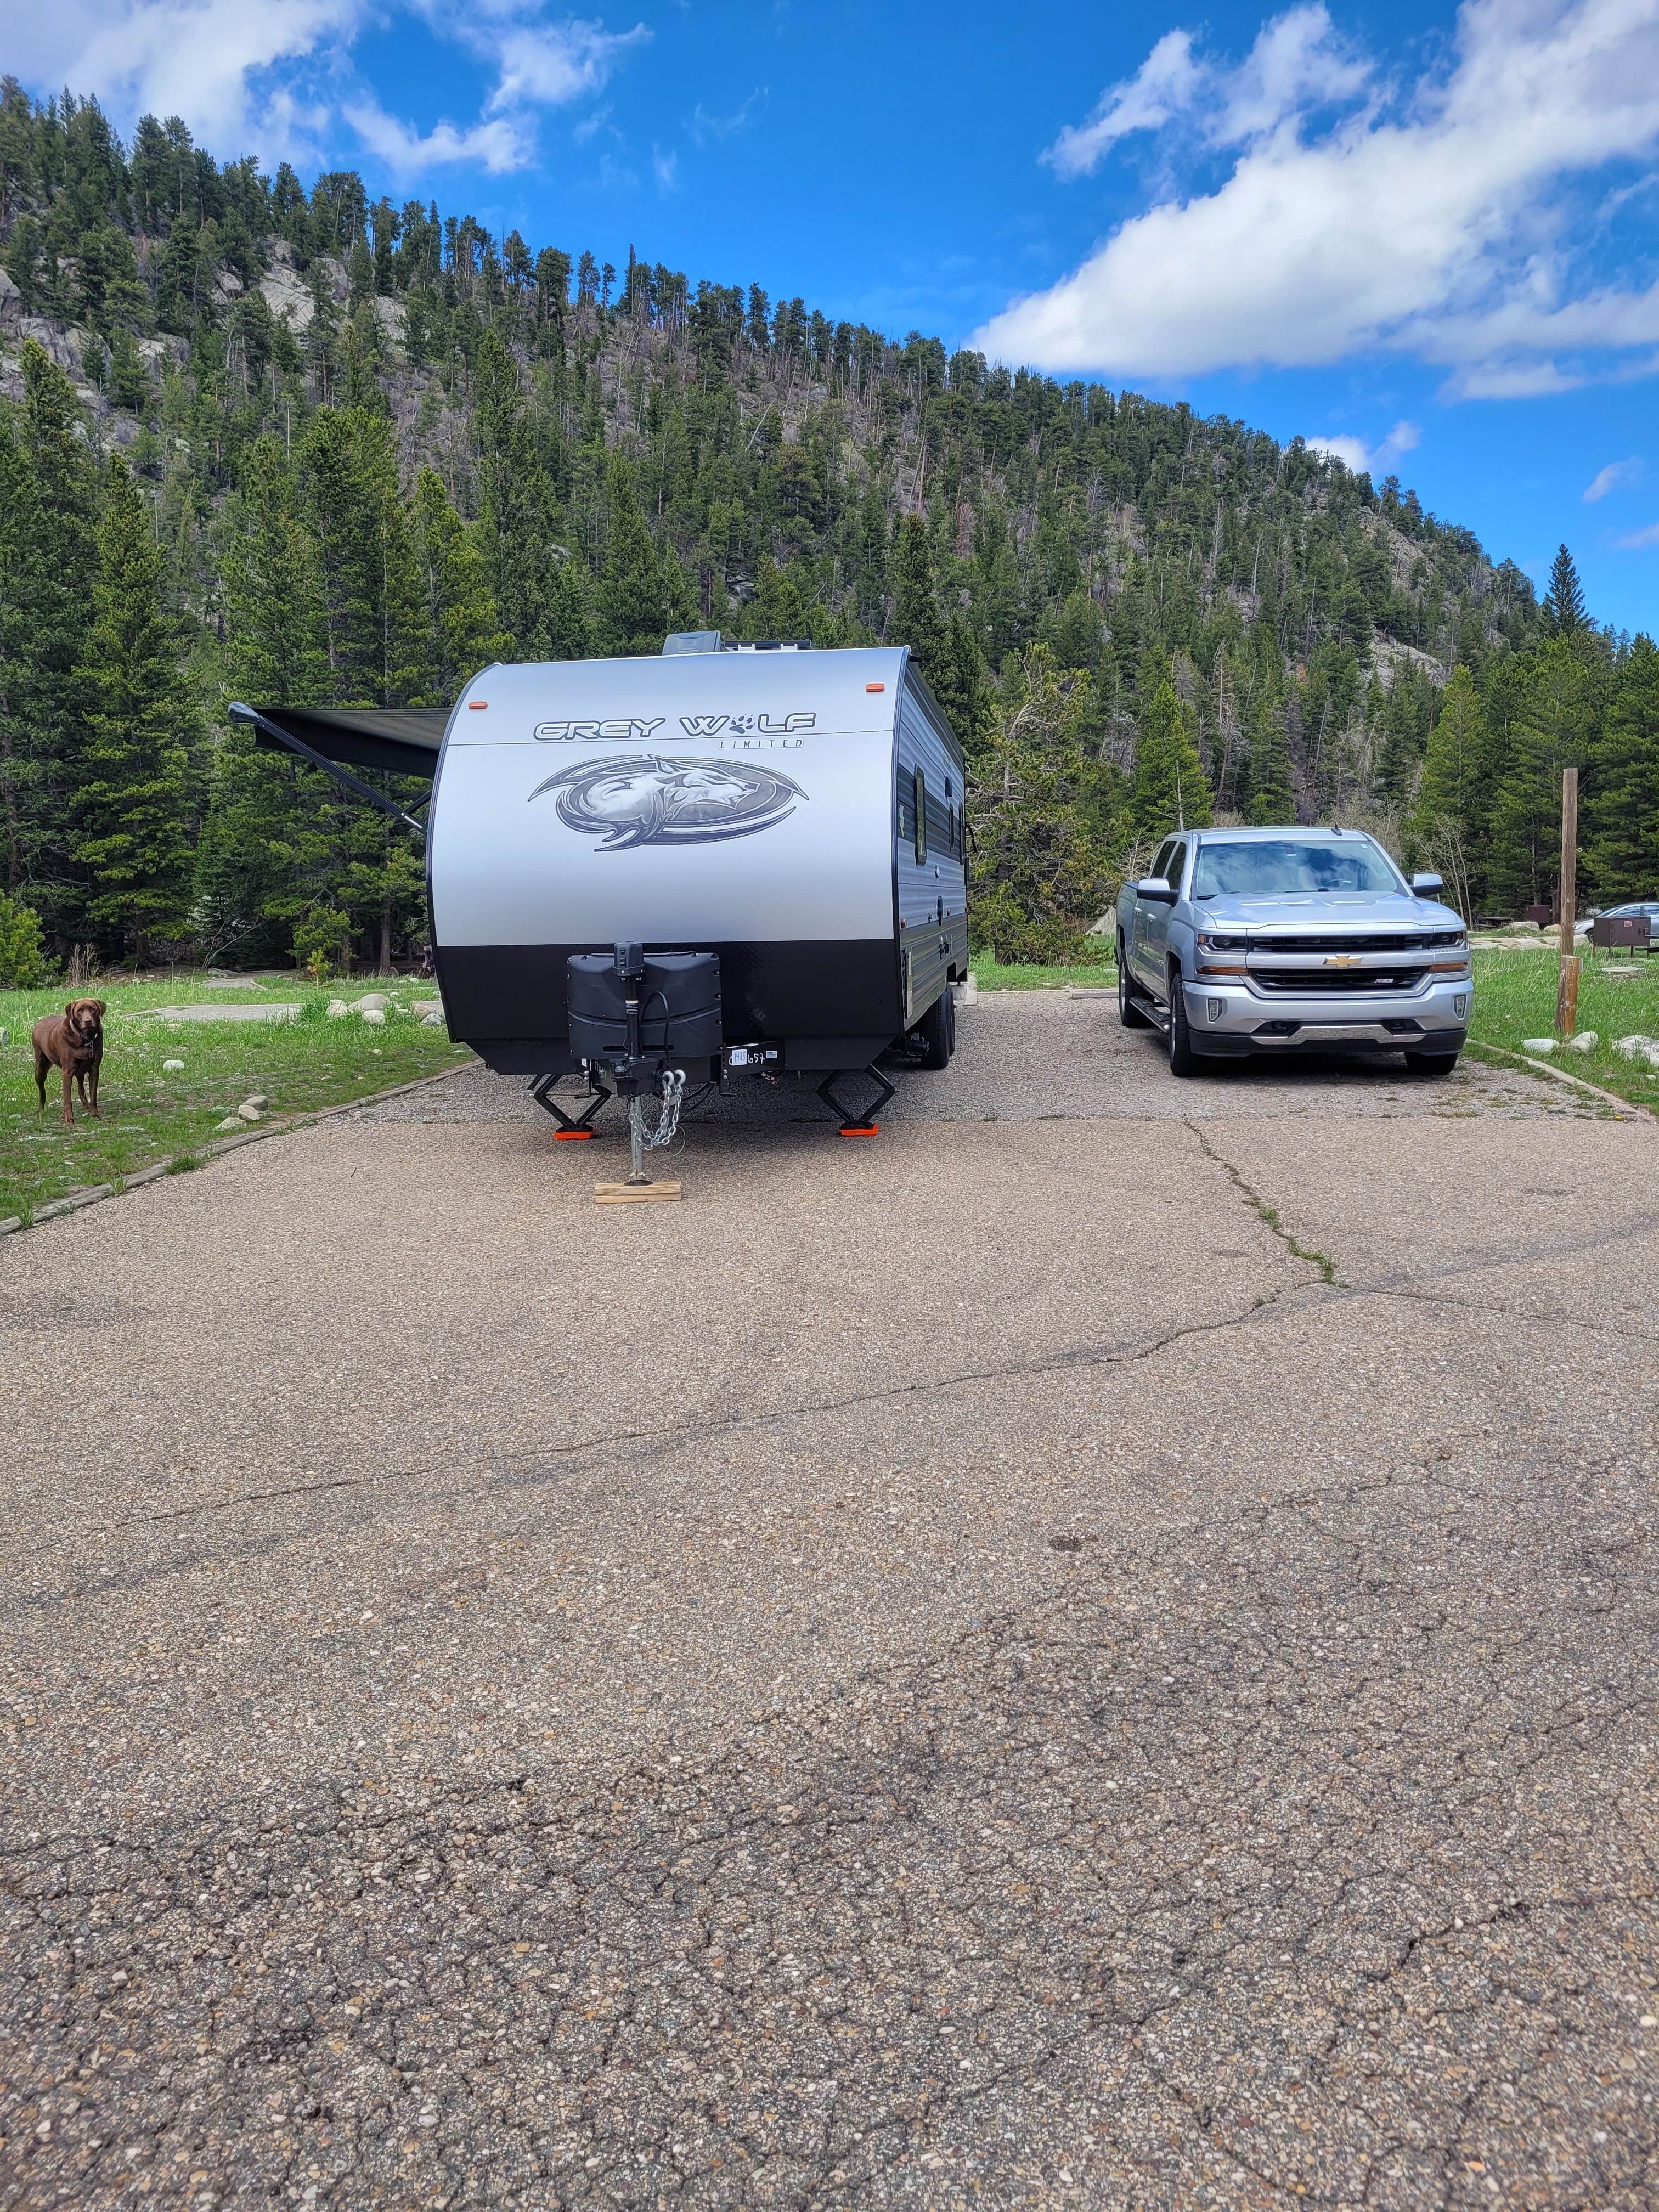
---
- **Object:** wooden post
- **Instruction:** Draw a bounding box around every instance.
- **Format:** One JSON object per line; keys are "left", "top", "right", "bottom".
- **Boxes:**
{"left": 1556, "top": 765, "right": 1579, "bottom": 1037}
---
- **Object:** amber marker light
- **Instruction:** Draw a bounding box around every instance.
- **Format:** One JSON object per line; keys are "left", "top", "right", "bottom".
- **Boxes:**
{"left": 866, "top": 682, "right": 885, "bottom": 692}
{"left": 468, "top": 700, "right": 489, "bottom": 710}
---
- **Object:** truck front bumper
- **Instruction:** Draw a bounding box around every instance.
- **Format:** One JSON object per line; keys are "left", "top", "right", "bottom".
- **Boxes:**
{"left": 1180, "top": 974, "right": 1471, "bottom": 1056}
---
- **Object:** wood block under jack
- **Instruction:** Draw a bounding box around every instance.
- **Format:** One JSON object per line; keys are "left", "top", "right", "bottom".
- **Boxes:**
{"left": 594, "top": 1179, "right": 683, "bottom": 1203}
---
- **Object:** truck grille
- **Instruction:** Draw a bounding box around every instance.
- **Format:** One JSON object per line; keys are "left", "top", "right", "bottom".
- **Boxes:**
{"left": 1251, "top": 969, "right": 1425, "bottom": 994}
{"left": 1251, "top": 933, "right": 1432, "bottom": 953}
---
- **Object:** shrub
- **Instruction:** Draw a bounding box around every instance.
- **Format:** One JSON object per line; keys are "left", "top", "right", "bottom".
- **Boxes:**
{"left": 292, "top": 907, "right": 352, "bottom": 980}
{"left": 0, "top": 893, "right": 46, "bottom": 988}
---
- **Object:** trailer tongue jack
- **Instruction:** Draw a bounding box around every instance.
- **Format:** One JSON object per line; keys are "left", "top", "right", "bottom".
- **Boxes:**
{"left": 562, "top": 945, "right": 723, "bottom": 1200}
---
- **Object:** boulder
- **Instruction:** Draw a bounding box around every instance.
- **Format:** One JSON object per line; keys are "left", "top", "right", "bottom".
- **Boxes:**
{"left": 326, "top": 998, "right": 350, "bottom": 1018}
{"left": 1566, "top": 1031, "right": 1599, "bottom": 1053}
{"left": 215, "top": 1115, "right": 245, "bottom": 1132}
{"left": 162, "top": 1058, "right": 185, "bottom": 1073}
{"left": 353, "top": 992, "right": 392, "bottom": 1013}
{"left": 241, "top": 1093, "right": 269, "bottom": 1111}
{"left": 1520, "top": 1037, "right": 1556, "bottom": 1054}
{"left": 360, "top": 1007, "right": 386, "bottom": 1026}
{"left": 1613, "top": 1035, "right": 1659, "bottom": 1063}
{"left": 236, "top": 1104, "right": 262, "bottom": 1122}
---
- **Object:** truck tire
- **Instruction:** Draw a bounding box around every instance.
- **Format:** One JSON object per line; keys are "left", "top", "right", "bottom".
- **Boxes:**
{"left": 1167, "top": 972, "right": 1203, "bottom": 1077}
{"left": 1118, "top": 936, "right": 1152, "bottom": 1028}
{"left": 1404, "top": 1049, "right": 1459, "bottom": 1076}
{"left": 917, "top": 988, "right": 952, "bottom": 1069}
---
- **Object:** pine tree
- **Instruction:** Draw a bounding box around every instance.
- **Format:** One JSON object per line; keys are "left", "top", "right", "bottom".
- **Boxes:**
{"left": 597, "top": 455, "right": 674, "bottom": 656}
{"left": 72, "top": 453, "right": 194, "bottom": 957}
{"left": 1585, "top": 634, "right": 1659, "bottom": 901}
{"left": 0, "top": 342, "right": 99, "bottom": 927}
{"left": 1130, "top": 680, "right": 1214, "bottom": 843}
{"left": 1245, "top": 687, "right": 1296, "bottom": 824}
{"left": 300, "top": 407, "right": 425, "bottom": 705}
{"left": 221, "top": 435, "right": 329, "bottom": 708}
{"left": 968, "top": 646, "right": 1110, "bottom": 963}
{"left": 1487, "top": 639, "right": 1599, "bottom": 911}
{"left": 746, "top": 556, "right": 810, "bottom": 641}
{"left": 473, "top": 329, "right": 561, "bottom": 657}
{"left": 934, "top": 608, "right": 995, "bottom": 758}
{"left": 410, "top": 468, "right": 509, "bottom": 701}
{"left": 543, "top": 555, "right": 592, "bottom": 662}
{"left": 1542, "top": 544, "right": 1587, "bottom": 636}
{"left": 890, "top": 513, "right": 946, "bottom": 687}
{"left": 1407, "top": 665, "right": 1487, "bottom": 849}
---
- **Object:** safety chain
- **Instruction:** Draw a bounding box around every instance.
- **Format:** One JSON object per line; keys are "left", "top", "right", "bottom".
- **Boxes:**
{"left": 638, "top": 1065, "right": 686, "bottom": 1151}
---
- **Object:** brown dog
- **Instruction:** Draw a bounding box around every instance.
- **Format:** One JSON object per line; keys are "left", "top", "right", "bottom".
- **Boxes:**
{"left": 33, "top": 999, "right": 106, "bottom": 1125}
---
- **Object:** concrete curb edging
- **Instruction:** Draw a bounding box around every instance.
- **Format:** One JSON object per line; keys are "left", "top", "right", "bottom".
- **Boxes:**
{"left": 0, "top": 1056, "right": 476, "bottom": 1239}
{"left": 1465, "top": 1038, "right": 1656, "bottom": 1120}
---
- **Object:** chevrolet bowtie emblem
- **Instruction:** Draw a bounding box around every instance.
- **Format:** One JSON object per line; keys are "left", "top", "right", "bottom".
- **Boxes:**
{"left": 1324, "top": 954, "right": 1360, "bottom": 966}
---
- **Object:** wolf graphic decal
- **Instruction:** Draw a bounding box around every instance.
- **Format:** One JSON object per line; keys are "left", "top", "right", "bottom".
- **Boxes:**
{"left": 528, "top": 753, "right": 807, "bottom": 851}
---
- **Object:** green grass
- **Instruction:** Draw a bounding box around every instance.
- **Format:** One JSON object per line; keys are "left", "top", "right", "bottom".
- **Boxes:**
{"left": 1, "top": 975, "right": 471, "bottom": 1225}
{"left": 1466, "top": 946, "right": 1659, "bottom": 1110}
{"left": 972, "top": 953, "right": 1116, "bottom": 990}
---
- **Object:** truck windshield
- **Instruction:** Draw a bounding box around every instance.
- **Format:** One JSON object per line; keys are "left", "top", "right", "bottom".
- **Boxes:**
{"left": 1193, "top": 839, "right": 1402, "bottom": 898}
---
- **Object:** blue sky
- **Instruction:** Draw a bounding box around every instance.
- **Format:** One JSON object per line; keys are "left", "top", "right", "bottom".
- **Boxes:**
{"left": 15, "top": 0, "right": 1659, "bottom": 633}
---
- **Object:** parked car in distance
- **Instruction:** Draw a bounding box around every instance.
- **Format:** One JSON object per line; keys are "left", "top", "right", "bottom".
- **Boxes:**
{"left": 1115, "top": 826, "right": 1471, "bottom": 1078}
{"left": 1587, "top": 900, "right": 1659, "bottom": 933}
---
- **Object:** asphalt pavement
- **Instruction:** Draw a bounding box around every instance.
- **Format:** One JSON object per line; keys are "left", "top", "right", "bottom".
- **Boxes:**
{"left": 2, "top": 995, "right": 1655, "bottom": 2209}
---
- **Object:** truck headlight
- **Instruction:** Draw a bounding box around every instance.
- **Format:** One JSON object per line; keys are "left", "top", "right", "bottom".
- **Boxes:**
{"left": 1197, "top": 932, "right": 1248, "bottom": 950}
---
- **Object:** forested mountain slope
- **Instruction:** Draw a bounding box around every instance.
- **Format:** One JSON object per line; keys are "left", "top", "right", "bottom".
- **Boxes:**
{"left": 0, "top": 82, "right": 1652, "bottom": 972}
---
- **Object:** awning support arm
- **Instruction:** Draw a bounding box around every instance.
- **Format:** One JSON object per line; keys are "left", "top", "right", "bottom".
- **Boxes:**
{"left": 228, "top": 703, "right": 428, "bottom": 839}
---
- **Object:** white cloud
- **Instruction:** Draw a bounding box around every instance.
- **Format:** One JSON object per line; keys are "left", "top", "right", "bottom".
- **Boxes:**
{"left": 1308, "top": 419, "right": 1420, "bottom": 476}
{"left": 343, "top": 99, "right": 529, "bottom": 177}
{"left": 687, "top": 87, "right": 767, "bottom": 146}
{"left": 975, "top": 0, "right": 1659, "bottom": 398}
{"left": 1044, "top": 30, "right": 1200, "bottom": 179}
{"left": 8, "top": 0, "right": 363, "bottom": 149}
{"left": 478, "top": 15, "right": 648, "bottom": 112}
{"left": 13, "top": 0, "right": 646, "bottom": 178}
{"left": 1613, "top": 521, "right": 1659, "bottom": 548}
{"left": 652, "top": 143, "right": 678, "bottom": 191}
{"left": 1584, "top": 458, "right": 1641, "bottom": 500}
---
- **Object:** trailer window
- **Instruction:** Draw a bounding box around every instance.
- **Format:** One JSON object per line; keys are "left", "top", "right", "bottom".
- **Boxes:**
{"left": 913, "top": 769, "right": 927, "bottom": 864}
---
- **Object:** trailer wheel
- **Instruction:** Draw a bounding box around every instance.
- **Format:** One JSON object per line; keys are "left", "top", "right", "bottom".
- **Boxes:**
{"left": 917, "top": 988, "right": 952, "bottom": 1069}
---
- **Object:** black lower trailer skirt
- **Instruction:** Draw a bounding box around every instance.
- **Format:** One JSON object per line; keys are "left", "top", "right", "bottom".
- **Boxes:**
{"left": 437, "top": 938, "right": 904, "bottom": 1072}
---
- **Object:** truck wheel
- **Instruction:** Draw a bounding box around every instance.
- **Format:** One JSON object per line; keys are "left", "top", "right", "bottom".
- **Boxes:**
{"left": 1404, "top": 1049, "right": 1459, "bottom": 1076}
{"left": 1118, "top": 937, "right": 1152, "bottom": 1029}
{"left": 1167, "top": 974, "right": 1203, "bottom": 1077}
{"left": 917, "top": 989, "right": 952, "bottom": 1070}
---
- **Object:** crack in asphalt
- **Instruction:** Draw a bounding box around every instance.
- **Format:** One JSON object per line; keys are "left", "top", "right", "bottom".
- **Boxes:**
{"left": 1186, "top": 1121, "right": 1343, "bottom": 1284}
{"left": 5, "top": 1446, "right": 1657, "bottom": 2209}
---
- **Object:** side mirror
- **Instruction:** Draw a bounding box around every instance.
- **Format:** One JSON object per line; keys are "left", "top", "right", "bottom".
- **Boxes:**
{"left": 1134, "top": 877, "right": 1178, "bottom": 905}
{"left": 1409, "top": 872, "right": 1444, "bottom": 895}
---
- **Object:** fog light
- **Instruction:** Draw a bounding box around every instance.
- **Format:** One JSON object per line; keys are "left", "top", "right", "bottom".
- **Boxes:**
{"left": 1454, "top": 992, "right": 1468, "bottom": 1017}
{"left": 1206, "top": 997, "right": 1224, "bottom": 1022}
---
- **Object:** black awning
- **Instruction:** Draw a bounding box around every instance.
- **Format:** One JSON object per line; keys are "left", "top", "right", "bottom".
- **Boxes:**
{"left": 232, "top": 703, "right": 450, "bottom": 780}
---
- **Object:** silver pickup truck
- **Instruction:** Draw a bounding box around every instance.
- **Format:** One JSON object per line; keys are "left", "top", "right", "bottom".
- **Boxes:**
{"left": 1115, "top": 826, "right": 1471, "bottom": 1078}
